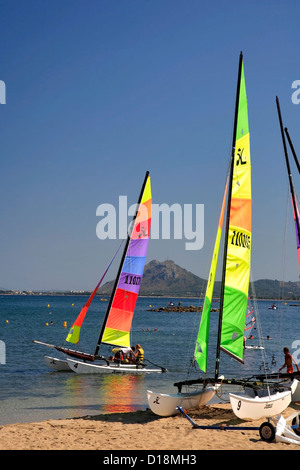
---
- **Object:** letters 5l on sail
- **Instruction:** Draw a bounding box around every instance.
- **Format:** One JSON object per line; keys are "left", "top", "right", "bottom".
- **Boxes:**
{"left": 220, "top": 57, "right": 252, "bottom": 364}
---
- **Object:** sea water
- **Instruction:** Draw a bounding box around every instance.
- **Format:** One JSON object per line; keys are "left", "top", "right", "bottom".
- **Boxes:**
{"left": 0, "top": 294, "right": 299, "bottom": 425}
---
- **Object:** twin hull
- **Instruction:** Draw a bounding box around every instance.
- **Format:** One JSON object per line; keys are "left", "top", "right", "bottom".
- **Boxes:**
{"left": 147, "top": 386, "right": 218, "bottom": 417}
{"left": 67, "top": 358, "right": 163, "bottom": 374}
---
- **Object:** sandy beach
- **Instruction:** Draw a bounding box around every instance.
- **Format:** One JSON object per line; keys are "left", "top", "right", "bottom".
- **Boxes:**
{"left": 0, "top": 403, "right": 299, "bottom": 451}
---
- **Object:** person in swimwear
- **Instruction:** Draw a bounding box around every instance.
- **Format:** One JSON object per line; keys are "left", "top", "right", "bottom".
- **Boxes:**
{"left": 279, "top": 347, "right": 300, "bottom": 374}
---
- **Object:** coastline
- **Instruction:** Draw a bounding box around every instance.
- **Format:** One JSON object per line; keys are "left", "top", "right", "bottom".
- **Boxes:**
{"left": 0, "top": 403, "right": 299, "bottom": 450}
{"left": 2, "top": 292, "right": 300, "bottom": 302}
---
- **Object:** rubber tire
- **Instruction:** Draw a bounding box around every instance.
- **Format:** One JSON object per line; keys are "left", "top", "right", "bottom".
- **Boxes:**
{"left": 292, "top": 415, "right": 300, "bottom": 436}
{"left": 259, "top": 422, "right": 276, "bottom": 442}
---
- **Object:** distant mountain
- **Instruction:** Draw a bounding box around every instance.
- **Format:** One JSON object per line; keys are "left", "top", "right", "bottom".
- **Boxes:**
{"left": 251, "top": 279, "right": 300, "bottom": 300}
{"left": 98, "top": 259, "right": 207, "bottom": 297}
{"left": 98, "top": 259, "right": 300, "bottom": 300}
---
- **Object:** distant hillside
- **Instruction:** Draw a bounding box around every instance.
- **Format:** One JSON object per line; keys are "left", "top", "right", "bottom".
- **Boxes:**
{"left": 98, "top": 260, "right": 207, "bottom": 297}
{"left": 98, "top": 259, "right": 300, "bottom": 300}
{"left": 251, "top": 279, "right": 300, "bottom": 300}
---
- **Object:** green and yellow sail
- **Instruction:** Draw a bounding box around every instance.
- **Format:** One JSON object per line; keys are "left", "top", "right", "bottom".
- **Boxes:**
{"left": 194, "top": 179, "right": 228, "bottom": 372}
{"left": 219, "top": 56, "right": 251, "bottom": 363}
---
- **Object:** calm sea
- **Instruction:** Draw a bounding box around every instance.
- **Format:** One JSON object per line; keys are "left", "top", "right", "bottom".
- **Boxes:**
{"left": 0, "top": 294, "right": 299, "bottom": 425}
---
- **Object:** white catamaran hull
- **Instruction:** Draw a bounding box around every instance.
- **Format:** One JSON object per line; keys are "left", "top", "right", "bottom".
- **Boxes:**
{"left": 44, "top": 355, "right": 72, "bottom": 372}
{"left": 229, "top": 390, "right": 291, "bottom": 420}
{"left": 291, "top": 379, "right": 300, "bottom": 402}
{"left": 147, "top": 386, "right": 218, "bottom": 417}
{"left": 67, "top": 358, "right": 164, "bottom": 374}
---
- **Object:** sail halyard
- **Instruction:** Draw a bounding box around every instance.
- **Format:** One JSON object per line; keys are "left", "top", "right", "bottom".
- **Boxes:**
{"left": 194, "top": 178, "right": 228, "bottom": 373}
{"left": 94, "top": 171, "right": 151, "bottom": 355}
{"left": 215, "top": 52, "right": 252, "bottom": 378}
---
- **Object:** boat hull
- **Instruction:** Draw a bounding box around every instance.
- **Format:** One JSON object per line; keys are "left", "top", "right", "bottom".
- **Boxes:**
{"left": 229, "top": 390, "right": 291, "bottom": 420}
{"left": 291, "top": 379, "right": 300, "bottom": 402}
{"left": 44, "top": 355, "right": 72, "bottom": 371}
{"left": 67, "top": 358, "right": 164, "bottom": 374}
{"left": 147, "top": 386, "right": 217, "bottom": 417}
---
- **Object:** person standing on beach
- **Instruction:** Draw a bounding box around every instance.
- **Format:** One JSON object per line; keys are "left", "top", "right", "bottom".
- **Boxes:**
{"left": 279, "top": 347, "right": 300, "bottom": 374}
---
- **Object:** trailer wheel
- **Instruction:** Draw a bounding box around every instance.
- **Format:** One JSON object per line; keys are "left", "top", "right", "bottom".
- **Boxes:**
{"left": 292, "top": 415, "right": 300, "bottom": 436}
{"left": 259, "top": 422, "right": 276, "bottom": 442}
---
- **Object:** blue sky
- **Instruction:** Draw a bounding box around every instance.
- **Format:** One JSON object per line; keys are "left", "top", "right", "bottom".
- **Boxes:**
{"left": 0, "top": 0, "right": 300, "bottom": 291}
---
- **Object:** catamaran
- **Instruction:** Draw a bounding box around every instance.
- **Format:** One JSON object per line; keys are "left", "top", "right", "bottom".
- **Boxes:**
{"left": 147, "top": 53, "right": 292, "bottom": 419}
{"left": 34, "top": 242, "right": 123, "bottom": 371}
{"left": 239, "top": 98, "right": 300, "bottom": 404}
{"left": 66, "top": 171, "right": 165, "bottom": 374}
{"left": 35, "top": 171, "right": 166, "bottom": 374}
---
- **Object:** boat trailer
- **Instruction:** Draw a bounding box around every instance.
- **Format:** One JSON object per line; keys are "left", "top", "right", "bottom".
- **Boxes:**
{"left": 177, "top": 407, "right": 300, "bottom": 444}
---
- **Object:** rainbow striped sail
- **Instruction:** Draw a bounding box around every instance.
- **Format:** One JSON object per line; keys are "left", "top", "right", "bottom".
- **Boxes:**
{"left": 98, "top": 172, "right": 151, "bottom": 350}
{"left": 219, "top": 55, "right": 252, "bottom": 364}
{"left": 194, "top": 179, "right": 228, "bottom": 373}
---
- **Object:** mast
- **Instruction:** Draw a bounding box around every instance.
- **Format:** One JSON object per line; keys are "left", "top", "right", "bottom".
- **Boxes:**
{"left": 276, "top": 98, "right": 300, "bottom": 248}
{"left": 94, "top": 170, "right": 150, "bottom": 356}
{"left": 285, "top": 127, "right": 300, "bottom": 175}
{"left": 215, "top": 52, "right": 243, "bottom": 380}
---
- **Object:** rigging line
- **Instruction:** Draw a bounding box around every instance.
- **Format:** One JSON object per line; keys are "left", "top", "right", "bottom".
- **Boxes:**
{"left": 187, "top": 172, "right": 230, "bottom": 383}
{"left": 276, "top": 189, "right": 291, "bottom": 363}
{"left": 279, "top": 190, "right": 290, "bottom": 299}
{"left": 249, "top": 278, "right": 271, "bottom": 396}
{"left": 61, "top": 238, "right": 125, "bottom": 349}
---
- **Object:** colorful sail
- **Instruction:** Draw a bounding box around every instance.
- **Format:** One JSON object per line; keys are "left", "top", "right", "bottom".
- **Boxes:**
{"left": 65, "top": 241, "right": 123, "bottom": 344}
{"left": 100, "top": 173, "right": 151, "bottom": 348}
{"left": 276, "top": 102, "right": 300, "bottom": 279}
{"left": 220, "top": 57, "right": 252, "bottom": 363}
{"left": 291, "top": 193, "right": 300, "bottom": 277}
{"left": 65, "top": 284, "right": 100, "bottom": 344}
{"left": 194, "top": 179, "right": 228, "bottom": 373}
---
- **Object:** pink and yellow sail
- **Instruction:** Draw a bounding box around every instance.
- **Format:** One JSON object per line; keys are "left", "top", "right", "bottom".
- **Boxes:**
{"left": 99, "top": 172, "right": 151, "bottom": 349}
